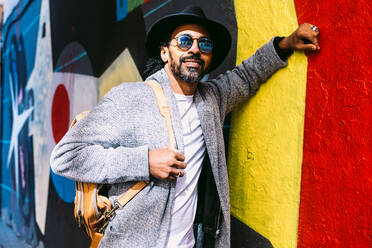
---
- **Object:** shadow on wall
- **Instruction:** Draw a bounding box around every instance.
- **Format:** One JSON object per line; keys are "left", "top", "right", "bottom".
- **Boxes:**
{"left": 231, "top": 216, "right": 273, "bottom": 248}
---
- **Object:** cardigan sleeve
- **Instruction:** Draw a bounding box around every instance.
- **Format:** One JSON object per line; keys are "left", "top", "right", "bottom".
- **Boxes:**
{"left": 204, "top": 37, "right": 288, "bottom": 119}
{"left": 50, "top": 90, "right": 150, "bottom": 184}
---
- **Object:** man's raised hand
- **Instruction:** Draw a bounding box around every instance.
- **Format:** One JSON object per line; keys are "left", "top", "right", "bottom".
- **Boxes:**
{"left": 279, "top": 23, "right": 320, "bottom": 52}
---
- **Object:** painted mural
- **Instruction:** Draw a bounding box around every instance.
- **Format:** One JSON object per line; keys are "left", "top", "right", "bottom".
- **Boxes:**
{"left": 0, "top": 0, "right": 236, "bottom": 247}
{"left": 228, "top": 0, "right": 371, "bottom": 248}
{"left": 0, "top": 0, "right": 370, "bottom": 247}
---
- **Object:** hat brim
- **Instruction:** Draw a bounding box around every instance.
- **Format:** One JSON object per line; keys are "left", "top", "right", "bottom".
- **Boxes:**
{"left": 146, "top": 13, "right": 231, "bottom": 73}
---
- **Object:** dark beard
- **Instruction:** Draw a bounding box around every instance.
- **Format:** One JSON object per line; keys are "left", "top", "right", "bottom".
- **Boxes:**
{"left": 170, "top": 53, "right": 205, "bottom": 84}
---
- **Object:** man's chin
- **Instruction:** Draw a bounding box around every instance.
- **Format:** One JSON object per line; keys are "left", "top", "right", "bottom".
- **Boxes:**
{"left": 173, "top": 64, "right": 205, "bottom": 83}
{"left": 186, "top": 67, "right": 204, "bottom": 77}
{"left": 186, "top": 71, "right": 204, "bottom": 82}
{"left": 178, "top": 72, "right": 202, "bottom": 84}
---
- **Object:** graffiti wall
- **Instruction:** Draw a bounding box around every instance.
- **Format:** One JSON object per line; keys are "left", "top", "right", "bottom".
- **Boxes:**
{"left": 0, "top": 0, "right": 235, "bottom": 247}
{"left": 0, "top": 0, "right": 370, "bottom": 247}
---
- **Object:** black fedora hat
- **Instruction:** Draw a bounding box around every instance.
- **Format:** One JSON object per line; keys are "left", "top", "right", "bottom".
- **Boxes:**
{"left": 146, "top": 6, "right": 232, "bottom": 73}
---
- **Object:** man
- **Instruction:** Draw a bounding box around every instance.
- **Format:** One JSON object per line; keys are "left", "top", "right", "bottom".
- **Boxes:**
{"left": 50, "top": 6, "right": 319, "bottom": 248}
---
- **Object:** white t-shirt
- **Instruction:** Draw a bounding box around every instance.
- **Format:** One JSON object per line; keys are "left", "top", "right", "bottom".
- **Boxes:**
{"left": 165, "top": 93, "right": 206, "bottom": 248}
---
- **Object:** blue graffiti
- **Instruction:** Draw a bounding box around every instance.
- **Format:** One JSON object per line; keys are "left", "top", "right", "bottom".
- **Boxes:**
{"left": 116, "top": 0, "right": 128, "bottom": 22}
{"left": 54, "top": 51, "right": 87, "bottom": 72}
{"left": 49, "top": 170, "right": 75, "bottom": 203}
{"left": 1, "top": 0, "right": 42, "bottom": 246}
{"left": 143, "top": 0, "right": 172, "bottom": 18}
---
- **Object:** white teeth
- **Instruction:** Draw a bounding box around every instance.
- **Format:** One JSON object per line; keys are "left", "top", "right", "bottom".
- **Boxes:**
{"left": 184, "top": 61, "right": 200, "bottom": 65}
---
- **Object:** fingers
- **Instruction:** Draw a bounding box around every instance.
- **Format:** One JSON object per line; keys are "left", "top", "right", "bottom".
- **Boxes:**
{"left": 148, "top": 147, "right": 186, "bottom": 180}
{"left": 173, "top": 159, "right": 187, "bottom": 169}
{"left": 168, "top": 149, "right": 186, "bottom": 168}
{"left": 168, "top": 147, "right": 185, "bottom": 161}
{"left": 150, "top": 166, "right": 185, "bottom": 181}
{"left": 171, "top": 167, "right": 184, "bottom": 177}
{"left": 173, "top": 150, "right": 185, "bottom": 161}
{"left": 295, "top": 23, "right": 320, "bottom": 52}
{"left": 306, "top": 23, "right": 320, "bottom": 49}
{"left": 167, "top": 151, "right": 185, "bottom": 180}
{"left": 307, "top": 27, "right": 320, "bottom": 49}
{"left": 168, "top": 168, "right": 184, "bottom": 181}
{"left": 167, "top": 149, "right": 186, "bottom": 168}
{"left": 168, "top": 176, "right": 177, "bottom": 181}
{"left": 296, "top": 42, "right": 318, "bottom": 52}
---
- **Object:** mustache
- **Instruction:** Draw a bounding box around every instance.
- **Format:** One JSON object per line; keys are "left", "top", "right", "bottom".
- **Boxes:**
{"left": 180, "top": 55, "right": 205, "bottom": 67}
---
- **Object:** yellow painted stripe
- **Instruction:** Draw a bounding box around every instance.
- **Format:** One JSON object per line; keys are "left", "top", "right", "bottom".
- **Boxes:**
{"left": 228, "top": 1, "right": 307, "bottom": 247}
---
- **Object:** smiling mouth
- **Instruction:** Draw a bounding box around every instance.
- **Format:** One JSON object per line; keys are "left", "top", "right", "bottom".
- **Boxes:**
{"left": 183, "top": 58, "right": 203, "bottom": 66}
{"left": 184, "top": 61, "right": 201, "bottom": 67}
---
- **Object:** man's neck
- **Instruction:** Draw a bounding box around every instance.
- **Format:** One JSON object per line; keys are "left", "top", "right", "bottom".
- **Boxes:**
{"left": 164, "top": 65, "right": 198, "bottom": 96}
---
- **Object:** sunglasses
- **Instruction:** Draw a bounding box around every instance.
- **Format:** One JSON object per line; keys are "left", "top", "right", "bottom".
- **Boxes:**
{"left": 170, "top": 34, "right": 213, "bottom": 54}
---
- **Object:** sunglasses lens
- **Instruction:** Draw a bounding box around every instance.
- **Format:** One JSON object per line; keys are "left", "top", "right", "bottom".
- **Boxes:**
{"left": 198, "top": 38, "right": 213, "bottom": 53}
{"left": 175, "top": 35, "right": 213, "bottom": 53}
{"left": 177, "top": 35, "right": 193, "bottom": 50}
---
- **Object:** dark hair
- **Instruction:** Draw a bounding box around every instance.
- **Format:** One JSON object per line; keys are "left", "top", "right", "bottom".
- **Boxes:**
{"left": 143, "top": 57, "right": 165, "bottom": 79}
{"left": 143, "top": 42, "right": 168, "bottom": 78}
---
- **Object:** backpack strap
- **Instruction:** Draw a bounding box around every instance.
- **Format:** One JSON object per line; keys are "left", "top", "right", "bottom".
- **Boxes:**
{"left": 144, "top": 80, "right": 175, "bottom": 149}
{"left": 70, "top": 111, "right": 90, "bottom": 129}
{"left": 102, "top": 80, "right": 174, "bottom": 228}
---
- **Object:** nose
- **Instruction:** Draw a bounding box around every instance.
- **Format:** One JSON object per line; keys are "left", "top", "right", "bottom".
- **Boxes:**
{"left": 188, "top": 39, "right": 200, "bottom": 54}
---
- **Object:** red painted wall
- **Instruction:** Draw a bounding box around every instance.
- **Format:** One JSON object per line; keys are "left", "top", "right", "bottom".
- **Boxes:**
{"left": 294, "top": 0, "right": 372, "bottom": 247}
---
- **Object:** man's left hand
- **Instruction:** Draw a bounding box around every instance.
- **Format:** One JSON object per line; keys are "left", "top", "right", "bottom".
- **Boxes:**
{"left": 279, "top": 23, "right": 320, "bottom": 52}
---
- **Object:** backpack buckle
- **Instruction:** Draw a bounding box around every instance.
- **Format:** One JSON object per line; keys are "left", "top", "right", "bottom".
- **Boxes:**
{"left": 98, "top": 202, "right": 120, "bottom": 233}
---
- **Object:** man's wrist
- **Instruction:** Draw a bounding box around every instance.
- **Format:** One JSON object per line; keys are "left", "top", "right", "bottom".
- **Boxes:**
{"left": 274, "top": 36, "right": 293, "bottom": 61}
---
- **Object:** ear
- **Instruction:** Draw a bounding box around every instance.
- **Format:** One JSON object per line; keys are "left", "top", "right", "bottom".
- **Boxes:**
{"left": 160, "top": 46, "right": 169, "bottom": 63}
